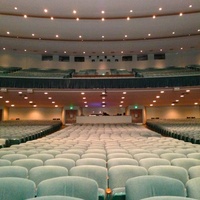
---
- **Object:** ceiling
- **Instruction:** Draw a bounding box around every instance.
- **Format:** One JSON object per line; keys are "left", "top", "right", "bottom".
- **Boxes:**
{"left": 0, "top": 0, "right": 200, "bottom": 109}
{"left": 0, "top": 0, "right": 200, "bottom": 55}
{"left": 0, "top": 86, "right": 199, "bottom": 109}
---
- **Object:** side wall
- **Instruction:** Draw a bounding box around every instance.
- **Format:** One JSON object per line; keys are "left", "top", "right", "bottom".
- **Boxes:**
{"left": 8, "top": 107, "right": 62, "bottom": 121}
{"left": 146, "top": 105, "right": 200, "bottom": 120}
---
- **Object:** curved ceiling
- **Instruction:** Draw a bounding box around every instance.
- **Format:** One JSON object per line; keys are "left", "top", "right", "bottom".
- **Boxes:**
{"left": 0, "top": 0, "right": 200, "bottom": 55}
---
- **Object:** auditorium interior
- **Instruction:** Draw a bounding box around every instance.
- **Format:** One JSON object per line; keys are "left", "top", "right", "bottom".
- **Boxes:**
{"left": 0, "top": 0, "right": 200, "bottom": 200}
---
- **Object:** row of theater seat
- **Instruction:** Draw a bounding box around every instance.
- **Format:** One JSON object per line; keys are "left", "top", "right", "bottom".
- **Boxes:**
{"left": 0, "top": 174, "right": 200, "bottom": 200}
{"left": 146, "top": 119, "right": 200, "bottom": 144}
{"left": 0, "top": 120, "right": 62, "bottom": 146}
{"left": 0, "top": 124, "right": 200, "bottom": 200}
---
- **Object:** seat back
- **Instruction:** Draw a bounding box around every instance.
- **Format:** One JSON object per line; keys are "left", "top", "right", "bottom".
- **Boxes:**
{"left": 148, "top": 166, "right": 189, "bottom": 185}
{"left": 69, "top": 165, "right": 107, "bottom": 190}
{"left": 29, "top": 166, "right": 68, "bottom": 186}
{"left": 171, "top": 158, "right": 200, "bottom": 170}
{"left": 37, "top": 176, "right": 98, "bottom": 200}
{"left": 186, "top": 177, "right": 200, "bottom": 199}
{"left": 139, "top": 158, "right": 170, "bottom": 170}
{"left": 0, "top": 177, "right": 36, "bottom": 200}
{"left": 0, "top": 166, "right": 28, "bottom": 178}
{"left": 107, "top": 158, "right": 138, "bottom": 169}
{"left": 109, "top": 165, "right": 148, "bottom": 190}
{"left": 45, "top": 158, "right": 75, "bottom": 170}
{"left": 125, "top": 175, "right": 186, "bottom": 200}
{"left": 12, "top": 158, "right": 43, "bottom": 171}
{"left": 188, "top": 166, "right": 200, "bottom": 179}
{"left": 76, "top": 158, "right": 106, "bottom": 167}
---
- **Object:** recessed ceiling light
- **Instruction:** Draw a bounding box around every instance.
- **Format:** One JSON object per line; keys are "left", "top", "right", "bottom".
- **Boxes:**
{"left": 24, "top": 49, "right": 27, "bottom": 52}
{"left": 171, "top": 103, "right": 175, "bottom": 106}
{"left": 24, "top": 96, "right": 28, "bottom": 99}
{"left": 180, "top": 47, "right": 183, "bottom": 50}
{"left": 44, "top": 92, "right": 48, "bottom": 95}
{"left": 102, "top": 105, "right": 106, "bottom": 107}
{"left": 189, "top": 5, "right": 192, "bottom": 8}
{"left": 120, "top": 101, "right": 124, "bottom": 103}
{"left": 18, "top": 91, "right": 22, "bottom": 94}
{"left": 123, "top": 92, "right": 127, "bottom": 94}
{"left": 125, "top": 35, "right": 128, "bottom": 38}
{"left": 76, "top": 18, "right": 79, "bottom": 21}
{"left": 186, "top": 89, "right": 190, "bottom": 92}
{"left": 102, "top": 51, "right": 104, "bottom": 54}
{"left": 101, "top": 18, "right": 105, "bottom": 21}
{"left": 160, "top": 91, "right": 164, "bottom": 93}
{"left": 85, "top": 105, "right": 88, "bottom": 107}
{"left": 130, "top": 10, "right": 133, "bottom": 13}
{"left": 5, "top": 100, "right": 9, "bottom": 103}
{"left": 194, "top": 102, "right": 198, "bottom": 105}
{"left": 198, "top": 29, "right": 200, "bottom": 32}
{"left": 152, "top": 15, "right": 156, "bottom": 19}
{"left": 180, "top": 94, "right": 184, "bottom": 98}
{"left": 73, "top": 10, "right": 77, "bottom": 14}
{"left": 79, "top": 35, "right": 82, "bottom": 38}
{"left": 11, "top": 104, "right": 15, "bottom": 107}
{"left": 175, "top": 100, "right": 179, "bottom": 102}
{"left": 14, "top": 7, "right": 18, "bottom": 10}
{"left": 50, "top": 17, "right": 54, "bottom": 20}
{"left": 44, "top": 9, "right": 48, "bottom": 13}
{"left": 24, "top": 15, "right": 27, "bottom": 18}
{"left": 55, "top": 105, "right": 58, "bottom": 107}
{"left": 83, "top": 52, "right": 85, "bottom": 54}
{"left": 102, "top": 36, "right": 105, "bottom": 38}
{"left": 0, "top": 96, "right": 3, "bottom": 99}
{"left": 64, "top": 51, "right": 67, "bottom": 53}
{"left": 83, "top": 97, "right": 86, "bottom": 99}
{"left": 159, "top": 8, "right": 162, "bottom": 11}
{"left": 3, "top": 48, "right": 6, "bottom": 50}
{"left": 32, "top": 33, "right": 35, "bottom": 36}
{"left": 44, "top": 50, "right": 47, "bottom": 53}
{"left": 29, "top": 101, "right": 33, "bottom": 104}
{"left": 160, "top": 49, "right": 163, "bottom": 52}
{"left": 172, "top": 32, "right": 175, "bottom": 35}
{"left": 148, "top": 33, "right": 151, "bottom": 37}
{"left": 179, "top": 13, "right": 183, "bottom": 16}
{"left": 153, "top": 100, "right": 156, "bottom": 103}
{"left": 48, "top": 97, "right": 52, "bottom": 99}
{"left": 121, "top": 51, "right": 124, "bottom": 53}
{"left": 84, "top": 101, "right": 87, "bottom": 104}
{"left": 7, "top": 31, "right": 10, "bottom": 35}
{"left": 102, "top": 97, "right": 106, "bottom": 99}
{"left": 156, "top": 96, "right": 160, "bottom": 98}
{"left": 52, "top": 101, "right": 55, "bottom": 104}
{"left": 150, "top": 104, "right": 153, "bottom": 106}
{"left": 56, "top": 35, "right": 59, "bottom": 38}
{"left": 81, "top": 92, "right": 85, "bottom": 95}
{"left": 101, "top": 11, "right": 105, "bottom": 14}
{"left": 127, "top": 17, "right": 130, "bottom": 20}
{"left": 121, "top": 97, "right": 125, "bottom": 99}
{"left": 140, "top": 50, "right": 143, "bottom": 53}
{"left": 33, "top": 105, "right": 37, "bottom": 107}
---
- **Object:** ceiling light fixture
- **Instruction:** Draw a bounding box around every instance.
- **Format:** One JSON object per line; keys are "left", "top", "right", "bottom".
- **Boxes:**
{"left": 24, "top": 15, "right": 27, "bottom": 18}
{"left": 44, "top": 9, "right": 48, "bottom": 13}
{"left": 50, "top": 17, "right": 54, "bottom": 20}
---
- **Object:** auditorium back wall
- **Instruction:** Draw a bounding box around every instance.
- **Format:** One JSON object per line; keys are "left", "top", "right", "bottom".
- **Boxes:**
{"left": 0, "top": 50, "right": 199, "bottom": 71}
{"left": 3, "top": 105, "right": 199, "bottom": 123}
